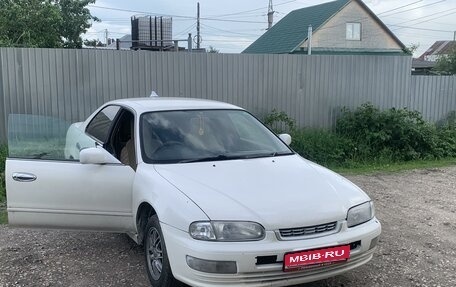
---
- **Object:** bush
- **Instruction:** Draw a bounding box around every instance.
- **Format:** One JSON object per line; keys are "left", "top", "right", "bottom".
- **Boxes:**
{"left": 263, "top": 109, "right": 296, "bottom": 134}
{"left": 264, "top": 105, "right": 456, "bottom": 167}
{"left": 0, "top": 145, "right": 7, "bottom": 173}
{"left": 290, "top": 129, "right": 353, "bottom": 166}
{"left": 336, "top": 104, "right": 439, "bottom": 161}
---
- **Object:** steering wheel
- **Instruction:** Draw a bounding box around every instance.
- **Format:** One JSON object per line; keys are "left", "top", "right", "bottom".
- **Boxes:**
{"left": 153, "top": 141, "right": 186, "bottom": 155}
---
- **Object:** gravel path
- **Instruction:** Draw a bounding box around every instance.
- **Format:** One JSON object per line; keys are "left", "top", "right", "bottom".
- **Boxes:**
{"left": 1, "top": 167, "right": 456, "bottom": 287}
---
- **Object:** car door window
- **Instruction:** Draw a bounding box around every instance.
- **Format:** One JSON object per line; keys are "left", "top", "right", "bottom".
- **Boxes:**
{"left": 86, "top": 105, "right": 120, "bottom": 143}
{"left": 108, "top": 110, "right": 136, "bottom": 170}
{"left": 7, "top": 114, "right": 98, "bottom": 161}
{"left": 7, "top": 114, "right": 72, "bottom": 160}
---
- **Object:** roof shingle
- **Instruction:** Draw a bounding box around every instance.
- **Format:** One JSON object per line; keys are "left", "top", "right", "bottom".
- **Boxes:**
{"left": 243, "top": 0, "right": 350, "bottom": 54}
{"left": 419, "top": 41, "right": 456, "bottom": 60}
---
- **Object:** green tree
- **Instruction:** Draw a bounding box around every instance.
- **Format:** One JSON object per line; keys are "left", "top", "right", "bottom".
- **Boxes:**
{"left": 207, "top": 46, "right": 219, "bottom": 53}
{"left": 434, "top": 49, "right": 456, "bottom": 75}
{"left": 405, "top": 43, "right": 419, "bottom": 55}
{"left": 0, "top": 0, "right": 98, "bottom": 48}
{"left": 83, "top": 39, "right": 104, "bottom": 47}
{"left": 0, "top": 0, "right": 62, "bottom": 47}
{"left": 57, "top": 0, "right": 100, "bottom": 48}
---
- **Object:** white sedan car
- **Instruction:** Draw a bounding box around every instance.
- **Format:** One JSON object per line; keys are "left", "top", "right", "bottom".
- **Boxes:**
{"left": 6, "top": 97, "right": 381, "bottom": 287}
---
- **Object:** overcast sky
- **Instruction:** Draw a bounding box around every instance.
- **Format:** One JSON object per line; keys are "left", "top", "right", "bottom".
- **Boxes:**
{"left": 85, "top": 0, "right": 456, "bottom": 57}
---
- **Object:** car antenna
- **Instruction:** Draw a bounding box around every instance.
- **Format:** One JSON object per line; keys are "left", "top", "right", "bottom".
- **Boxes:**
{"left": 149, "top": 91, "right": 159, "bottom": 97}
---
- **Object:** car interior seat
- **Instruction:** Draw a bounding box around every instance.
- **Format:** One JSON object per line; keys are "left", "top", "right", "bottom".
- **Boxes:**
{"left": 120, "top": 116, "right": 137, "bottom": 170}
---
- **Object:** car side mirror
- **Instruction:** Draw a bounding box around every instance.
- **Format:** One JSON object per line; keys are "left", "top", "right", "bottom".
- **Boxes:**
{"left": 279, "top": 133, "right": 292, "bottom": 145}
{"left": 79, "top": 147, "right": 120, "bottom": 164}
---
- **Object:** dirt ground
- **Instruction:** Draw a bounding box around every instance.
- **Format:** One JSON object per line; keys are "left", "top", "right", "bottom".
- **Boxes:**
{"left": 1, "top": 166, "right": 456, "bottom": 287}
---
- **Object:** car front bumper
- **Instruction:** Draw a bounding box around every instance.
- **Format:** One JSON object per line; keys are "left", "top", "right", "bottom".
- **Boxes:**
{"left": 161, "top": 218, "right": 381, "bottom": 287}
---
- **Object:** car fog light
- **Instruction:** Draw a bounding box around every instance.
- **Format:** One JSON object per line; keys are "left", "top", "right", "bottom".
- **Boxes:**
{"left": 369, "top": 236, "right": 379, "bottom": 250}
{"left": 186, "top": 256, "right": 237, "bottom": 274}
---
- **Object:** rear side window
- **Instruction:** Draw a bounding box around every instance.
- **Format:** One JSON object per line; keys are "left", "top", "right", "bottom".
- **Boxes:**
{"left": 86, "top": 105, "right": 120, "bottom": 143}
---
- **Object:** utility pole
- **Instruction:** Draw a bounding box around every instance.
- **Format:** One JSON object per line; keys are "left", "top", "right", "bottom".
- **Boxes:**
{"left": 196, "top": 2, "right": 201, "bottom": 49}
{"left": 104, "top": 29, "right": 109, "bottom": 47}
{"left": 267, "top": 0, "right": 274, "bottom": 30}
{"left": 307, "top": 25, "right": 312, "bottom": 55}
{"left": 454, "top": 31, "right": 456, "bottom": 41}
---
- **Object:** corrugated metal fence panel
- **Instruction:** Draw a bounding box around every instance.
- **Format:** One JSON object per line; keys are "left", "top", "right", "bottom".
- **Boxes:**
{"left": 0, "top": 47, "right": 454, "bottom": 143}
{"left": 410, "top": 76, "right": 456, "bottom": 123}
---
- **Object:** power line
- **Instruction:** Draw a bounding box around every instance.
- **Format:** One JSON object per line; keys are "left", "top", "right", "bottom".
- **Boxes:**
{"left": 362, "top": 12, "right": 456, "bottom": 42}
{"left": 390, "top": 24, "right": 455, "bottom": 33}
{"left": 89, "top": 5, "right": 194, "bottom": 19}
{"left": 391, "top": 7, "right": 456, "bottom": 26}
{"left": 392, "top": 30, "right": 451, "bottom": 39}
{"left": 398, "top": 10, "right": 456, "bottom": 27}
{"left": 376, "top": 0, "right": 423, "bottom": 15}
{"left": 315, "top": 0, "right": 444, "bottom": 33}
{"left": 322, "top": 0, "right": 447, "bottom": 42}
{"left": 380, "top": 8, "right": 456, "bottom": 37}
{"left": 203, "top": 33, "right": 258, "bottom": 39}
{"left": 361, "top": 22, "right": 454, "bottom": 42}
{"left": 203, "top": 38, "right": 253, "bottom": 43}
{"left": 203, "top": 18, "right": 263, "bottom": 24}
{"left": 201, "top": 23, "right": 262, "bottom": 37}
{"left": 99, "top": 18, "right": 195, "bottom": 23}
{"left": 206, "top": 0, "right": 297, "bottom": 18}
{"left": 88, "top": 1, "right": 456, "bottom": 47}
{"left": 208, "top": 13, "right": 266, "bottom": 20}
{"left": 89, "top": 5, "right": 264, "bottom": 24}
{"left": 306, "top": 0, "right": 453, "bottom": 46}
{"left": 174, "top": 22, "right": 197, "bottom": 37}
{"left": 380, "top": 0, "right": 447, "bottom": 17}
{"left": 289, "top": 0, "right": 452, "bottom": 45}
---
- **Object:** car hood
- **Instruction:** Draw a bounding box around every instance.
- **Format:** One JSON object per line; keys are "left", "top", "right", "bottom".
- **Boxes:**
{"left": 153, "top": 155, "right": 369, "bottom": 230}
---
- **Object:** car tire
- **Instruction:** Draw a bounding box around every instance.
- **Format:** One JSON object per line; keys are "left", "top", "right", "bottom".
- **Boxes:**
{"left": 144, "top": 215, "right": 179, "bottom": 287}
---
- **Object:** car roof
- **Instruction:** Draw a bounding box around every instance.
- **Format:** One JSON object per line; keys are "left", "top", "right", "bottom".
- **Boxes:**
{"left": 106, "top": 97, "right": 242, "bottom": 113}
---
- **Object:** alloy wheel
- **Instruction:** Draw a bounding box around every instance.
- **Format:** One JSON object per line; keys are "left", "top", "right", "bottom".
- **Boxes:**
{"left": 146, "top": 227, "right": 163, "bottom": 280}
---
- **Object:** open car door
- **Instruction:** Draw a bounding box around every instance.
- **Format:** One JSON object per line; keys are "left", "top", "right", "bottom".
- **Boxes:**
{"left": 6, "top": 111, "right": 135, "bottom": 232}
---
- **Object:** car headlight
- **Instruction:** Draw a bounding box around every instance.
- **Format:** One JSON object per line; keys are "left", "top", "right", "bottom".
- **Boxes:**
{"left": 346, "top": 201, "right": 375, "bottom": 227}
{"left": 189, "top": 221, "right": 265, "bottom": 241}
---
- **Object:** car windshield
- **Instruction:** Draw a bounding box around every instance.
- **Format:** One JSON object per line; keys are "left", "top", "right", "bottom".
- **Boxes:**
{"left": 140, "top": 109, "right": 293, "bottom": 164}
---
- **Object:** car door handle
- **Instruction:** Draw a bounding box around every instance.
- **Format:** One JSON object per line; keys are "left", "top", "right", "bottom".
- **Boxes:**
{"left": 12, "top": 172, "right": 37, "bottom": 182}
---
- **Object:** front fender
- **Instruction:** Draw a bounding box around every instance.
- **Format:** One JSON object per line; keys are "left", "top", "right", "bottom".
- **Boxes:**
{"left": 132, "top": 163, "right": 209, "bottom": 233}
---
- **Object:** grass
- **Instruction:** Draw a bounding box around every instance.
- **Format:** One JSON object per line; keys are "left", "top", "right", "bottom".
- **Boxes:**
{"left": 0, "top": 173, "right": 4, "bottom": 203}
{"left": 0, "top": 175, "right": 5, "bottom": 200}
{"left": 0, "top": 178, "right": 5, "bottom": 224}
{"left": 0, "top": 209, "right": 7, "bottom": 225}
{"left": 331, "top": 157, "right": 456, "bottom": 175}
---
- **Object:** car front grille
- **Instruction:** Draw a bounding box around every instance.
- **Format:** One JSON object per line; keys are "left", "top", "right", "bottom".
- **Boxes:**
{"left": 279, "top": 221, "right": 338, "bottom": 239}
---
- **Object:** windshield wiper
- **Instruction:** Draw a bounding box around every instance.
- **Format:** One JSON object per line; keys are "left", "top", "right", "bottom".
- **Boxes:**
{"left": 179, "top": 154, "right": 243, "bottom": 163}
{"left": 241, "top": 151, "right": 294, "bottom": 159}
{"left": 179, "top": 151, "right": 294, "bottom": 163}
